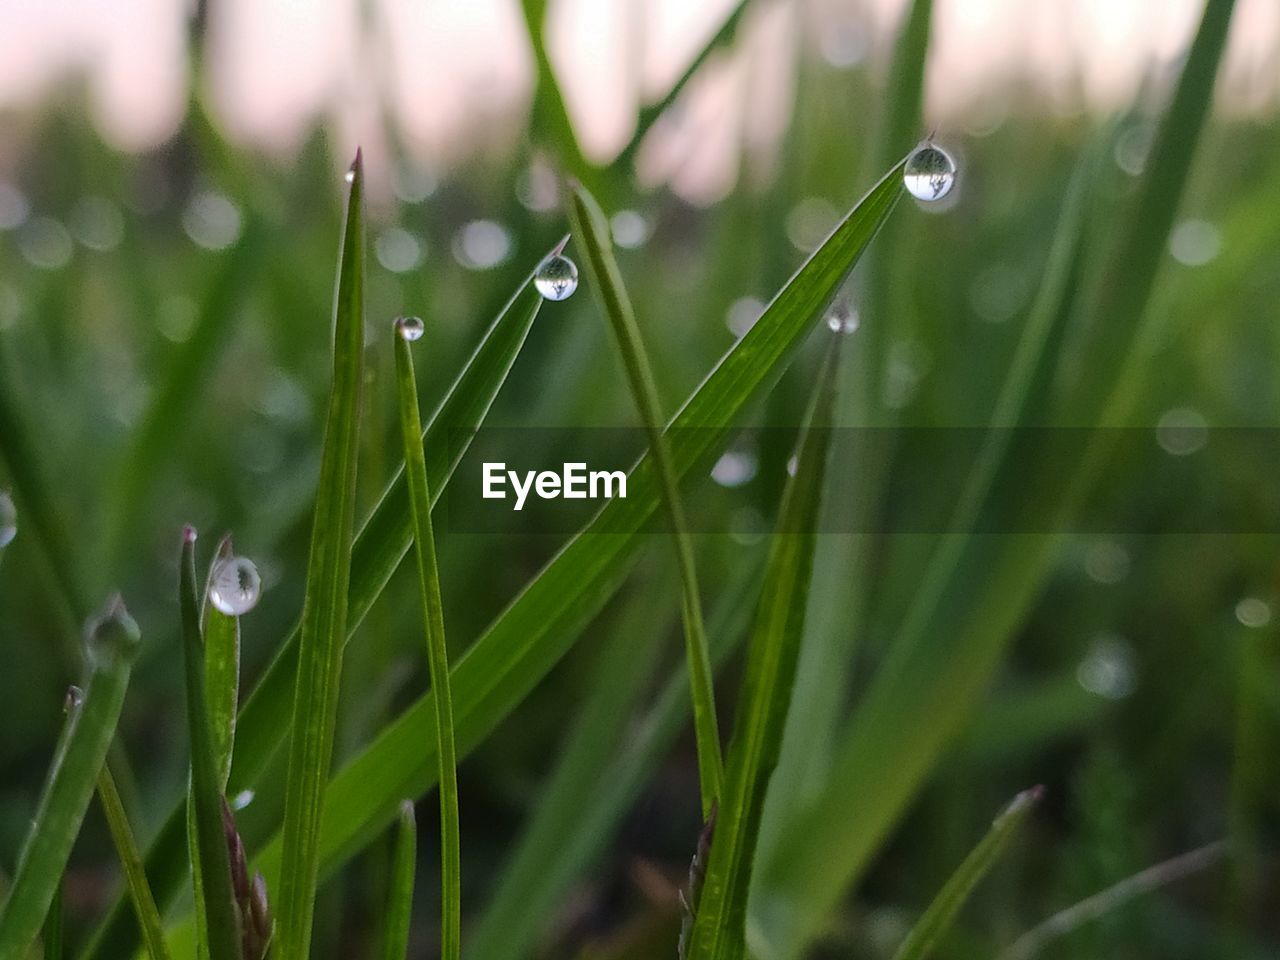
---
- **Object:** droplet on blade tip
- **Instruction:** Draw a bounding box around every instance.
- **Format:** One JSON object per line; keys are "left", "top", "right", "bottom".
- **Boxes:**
{"left": 534, "top": 254, "right": 579, "bottom": 301}
{"left": 209, "top": 555, "right": 263, "bottom": 616}
{"left": 396, "top": 315, "right": 425, "bottom": 342}
{"left": 903, "top": 143, "right": 957, "bottom": 202}
{"left": 0, "top": 490, "right": 16, "bottom": 549}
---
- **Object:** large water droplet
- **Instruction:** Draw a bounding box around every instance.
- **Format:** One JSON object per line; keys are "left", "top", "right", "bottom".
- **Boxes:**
{"left": 903, "top": 143, "right": 956, "bottom": 202}
{"left": 534, "top": 254, "right": 579, "bottom": 301}
{"left": 0, "top": 491, "right": 15, "bottom": 549}
{"left": 209, "top": 555, "right": 262, "bottom": 616}
{"left": 397, "top": 315, "right": 425, "bottom": 342}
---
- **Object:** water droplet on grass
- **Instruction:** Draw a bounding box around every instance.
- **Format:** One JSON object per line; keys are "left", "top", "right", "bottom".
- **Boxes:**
{"left": 0, "top": 491, "right": 15, "bottom": 548}
{"left": 209, "top": 555, "right": 262, "bottom": 616}
{"left": 534, "top": 254, "right": 579, "bottom": 301}
{"left": 903, "top": 143, "right": 956, "bottom": 201}
{"left": 1076, "top": 635, "right": 1135, "bottom": 700}
{"left": 344, "top": 168, "right": 356, "bottom": 184}
{"left": 1235, "top": 597, "right": 1271, "bottom": 628}
{"left": 396, "top": 315, "right": 425, "bottom": 341}
{"left": 85, "top": 594, "right": 142, "bottom": 669}
{"left": 825, "top": 303, "right": 859, "bottom": 334}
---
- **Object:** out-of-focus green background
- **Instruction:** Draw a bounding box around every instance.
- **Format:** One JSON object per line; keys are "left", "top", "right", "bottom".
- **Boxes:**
{"left": 0, "top": 0, "right": 1278, "bottom": 957}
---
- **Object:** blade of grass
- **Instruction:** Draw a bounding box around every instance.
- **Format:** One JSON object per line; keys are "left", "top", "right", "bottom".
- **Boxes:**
{"left": 685, "top": 343, "right": 841, "bottom": 960}
{"left": 394, "top": 318, "right": 461, "bottom": 960}
{"left": 244, "top": 161, "right": 904, "bottom": 892}
{"left": 0, "top": 598, "right": 139, "bottom": 958}
{"left": 382, "top": 801, "right": 418, "bottom": 960}
{"left": 181, "top": 528, "right": 244, "bottom": 960}
{"left": 44, "top": 881, "right": 63, "bottom": 960}
{"left": 138, "top": 162, "right": 904, "bottom": 958}
{"left": 753, "top": 3, "right": 1238, "bottom": 955}
{"left": 615, "top": 0, "right": 753, "bottom": 168}
{"left": 517, "top": 0, "right": 591, "bottom": 184}
{"left": 98, "top": 765, "right": 172, "bottom": 960}
{"left": 891, "top": 786, "right": 1042, "bottom": 960}
{"left": 760, "top": 0, "right": 935, "bottom": 873}
{"left": 190, "top": 535, "right": 244, "bottom": 960}
{"left": 567, "top": 180, "right": 724, "bottom": 817}
{"left": 275, "top": 149, "right": 366, "bottom": 960}
{"left": 82, "top": 246, "right": 547, "bottom": 960}
{"left": 996, "top": 842, "right": 1226, "bottom": 960}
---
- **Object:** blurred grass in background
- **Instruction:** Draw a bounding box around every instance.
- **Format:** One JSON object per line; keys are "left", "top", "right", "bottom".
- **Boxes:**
{"left": 0, "top": 0, "right": 1278, "bottom": 957}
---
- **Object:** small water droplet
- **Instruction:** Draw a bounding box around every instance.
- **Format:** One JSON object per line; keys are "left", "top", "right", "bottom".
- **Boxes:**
{"left": 1076, "top": 634, "right": 1136, "bottom": 700}
{"left": 1235, "top": 597, "right": 1271, "bottom": 629}
{"left": 397, "top": 315, "right": 425, "bottom": 342}
{"left": 534, "top": 254, "right": 579, "bottom": 301}
{"left": 0, "top": 491, "right": 16, "bottom": 549}
{"left": 85, "top": 594, "right": 142, "bottom": 670}
{"left": 209, "top": 555, "right": 262, "bottom": 616}
{"left": 231, "top": 789, "right": 256, "bottom": 811}
{"left": 903, "top": 143, "right": 956, "bottom": 202}
{"left": 825, "top": 303, "right": 860, "bottom": 334}
{"left": 711, "top": 449, "right": 757, "bottom": 488}
{"left": 344, "top": 168, "right": 356, "bottom": 184}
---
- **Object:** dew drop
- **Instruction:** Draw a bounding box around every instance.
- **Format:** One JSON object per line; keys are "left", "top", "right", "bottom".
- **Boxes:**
{"left": 0, "top": 491, "right": 15, "bottom": 549}
{"left": 903, "top": 143, "right": 956, "bottom": 202}
{"left": 825, "top": 303, "right": 860, "bottom": 334}
{"left": 209, "top": 555, "right": 262, "bottom": 616}
{"left": 64, "top": 685, "right": 84, "bottom": 714}
{"left": 534, "top": 254, "right": 579, "bottom": 301}
{"left": 344, "top": 168, "right": 356, "bottom": 184}
{"left": 396, "top": 315, "right": 425, "bottom": 342}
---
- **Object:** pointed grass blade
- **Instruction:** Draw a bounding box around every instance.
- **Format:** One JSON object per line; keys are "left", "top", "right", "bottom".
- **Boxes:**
{"left": 98, "top": 765, "right": 172, "bottom": 960}
{"left": 239, "top": 161, "right": 904, "bottom": 899}
{"left": 0, "top": 598, "right": 139, "bottom": 957}
{"left": 275, "top": 149, "right": 367, "bottom": 960}
{"left": 891, "top": 787, "right": 1042, "bottom": 960}
{"left": 567, "top": 180, "right": 723, "bottom": 817}
{"left": 382, "top": 802, "right": 418, "bottom": 960}
{"left": 684, "top": 345, "right": 841, "bottom": 960}
{"left": 180, "top": 529, "right": 243, "bottom": 960}
{"left": 394, "top": 320, "right": 461, "bottom": 960}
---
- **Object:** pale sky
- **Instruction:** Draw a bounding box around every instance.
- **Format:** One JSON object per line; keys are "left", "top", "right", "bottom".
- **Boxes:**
{"left": 0, "top": 0, "right": 1275, "bottom": 200}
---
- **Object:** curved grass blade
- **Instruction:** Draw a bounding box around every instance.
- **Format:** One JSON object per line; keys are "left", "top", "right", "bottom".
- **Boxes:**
{"left": 180, "top": 529, "right": 243, "bottom": 960}
{"left": 44, "top": 882, "right": 63, "bottom": 960}
{"left": 752, "top": 4, "right": 1239, "bottom": 956}
{"left": 394, "top": 320, "right": 461, "bottom": 960}
{"left": 382, "top": 801, "right": 418, "bottom": 960}
{"left": 82, "top": 243, "right": 547, "bottom": 960}
{"left": 98, "top": 765, "right": 172, "bottom": 960}
{"left": 615, "top": 0, "right": 752, "bottom": 168}
{"left": 567, "top": 181, "right": 724, "bottom": 817}
{"left": 685, "top": 344, "right": 840, "bottom": 960}
{"left": 275, "top": 149, "right": 366, "bottom": 960}
{"left": 996, "top": 842, "right": 1225, "bottom": 960}
{"left": 0, "top": 598, "right": 139, "bottom": 957}
{"left": 891, "top": 786, "right": 1042, "bottom": 960}
{"left": 236, "top": 161, "right": 903, "bottom": 902}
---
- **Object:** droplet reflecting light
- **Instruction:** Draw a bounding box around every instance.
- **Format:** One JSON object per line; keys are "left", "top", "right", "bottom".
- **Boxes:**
{"left": 534, "top": 254, "right": 579, "bottom": 301}
{"left": 397, "top": 315, "right": 425, "bottom": 342}
{"left": 0, "top": 491, "right": 15, "bottom": 549}
{"left": 903, "top": 143, "right": 957, "bottom": 202}
{"left": 209, "top": 555, "right": 263, "bottom": 616}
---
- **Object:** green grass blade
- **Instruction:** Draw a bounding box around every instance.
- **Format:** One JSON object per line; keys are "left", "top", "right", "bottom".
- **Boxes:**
{"left": 275, "top": 149, "right": 366, "bottom": 960}
{"left": 382, "top": 801, "right": 418, "bottom": 960}
{"left": 180, "top": 529, "right": 244, "bottom": 960}
{"left": 203, "top": 535, "right": 241, "bottom": 790}
{"left": 82, "top": 248, "right": 545, "bottom": 960}
{"left": 235, "top": 161, "right": 902, "bottom": 900}
{"left": 394, "top": 320, "right": 461, "bottom": 960}
{"left": 685, "top": 344, "right": 840, "bottom": 960}
{"left": 752, "top": 4, "right": 1239, "bottom": 954}
{"left": 43, "top": 881, "right": 63, "bottom": 960}
{"left": 567, "top": 181, "right": 724, "bottom": 817}
{"left": 0, "top": 598, "right": 139, "bottom": 958}
{"left": 98, "top": 765, "right": 172, "bottom": 960}
{"left": 891, "top": 787, "right": 1042, "bottom": 960}
{"left": 517, "top": 0, "right": 590, "bottom": 182}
